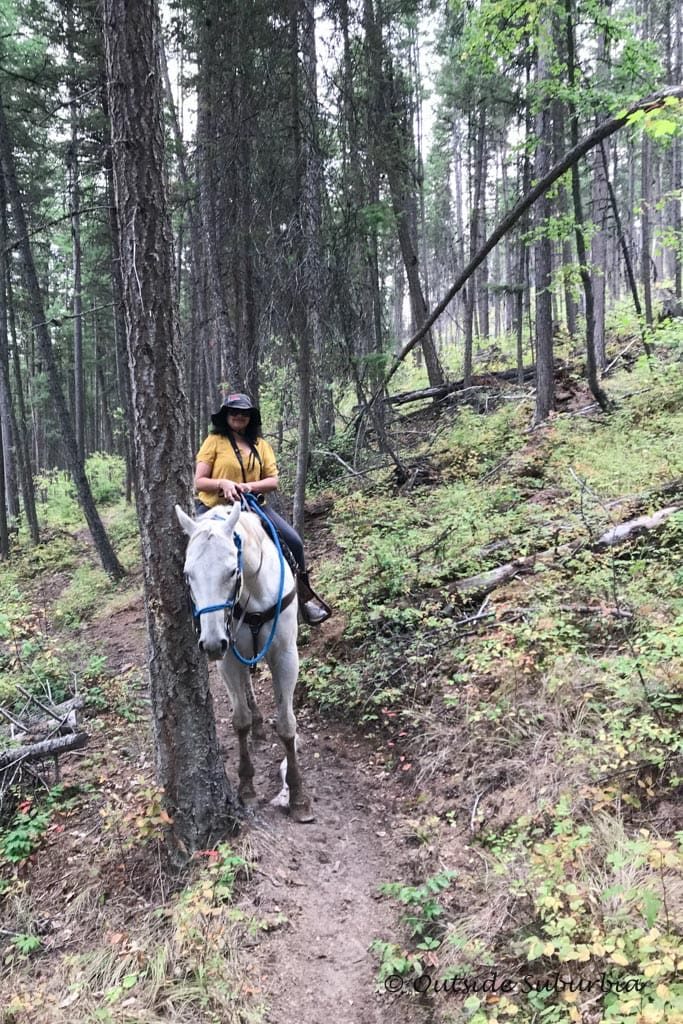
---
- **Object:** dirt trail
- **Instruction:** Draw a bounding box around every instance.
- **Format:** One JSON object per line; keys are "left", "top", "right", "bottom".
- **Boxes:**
{"left": 99, "top": 593, "right": 421, "bottom": 1024}
{"left": 212, "top": 693, "right": 418, "bottom": 1024}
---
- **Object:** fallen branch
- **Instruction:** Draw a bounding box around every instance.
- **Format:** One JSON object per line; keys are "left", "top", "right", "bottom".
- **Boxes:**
{"left": 594, "top": 507, "right": 680, "bottom": 549}
{"left": 0, "top": 697, "right": 84, "bottom": 743}
{"left": 383, "top": 367, "right": 536, "bottom": 407}
{"left": 310, "top": 449, "right": 362, "bottom": 476}
{"left": 451, "top": 504, "right": 681, "bottom": 599}
{"left": 603, "top": 336, "right": 640, "bottom": 376}
{"left": 0, "top": 731, "right": 88, "bottom": 772}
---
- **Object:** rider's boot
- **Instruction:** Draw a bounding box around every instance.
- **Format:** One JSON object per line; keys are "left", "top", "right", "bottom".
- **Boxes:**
{"left": 298, "top": 571, "right": 331, "bottom": 625}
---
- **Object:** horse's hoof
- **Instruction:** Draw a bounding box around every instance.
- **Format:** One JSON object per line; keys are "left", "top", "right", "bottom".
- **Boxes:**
{"left": 252, "top": 724, "right": 267, "bottom": 743}
{"left": 290, "top": 799, "right": 315, "bottom": 823}
{"left": 239, "top": 784, "right": 258, "bottom": 803}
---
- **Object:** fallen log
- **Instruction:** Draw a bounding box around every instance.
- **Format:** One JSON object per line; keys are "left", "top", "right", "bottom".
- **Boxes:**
{"left": 22, "top": 696, "right": 84, "bottom": 734}
{"left": 0, "top": 697, "right": 84, "bottom": 744}
{"left": 451, "top": 504, "right": 681, "bottom": 600}
{"left": 383, "top": 367, "right": 538, "bottom": 407}
{"left": 594, "top": 507, "right": 680, "bottom": 549}
{"left": 0, "top": 732, "right": 88, "bottom": 772}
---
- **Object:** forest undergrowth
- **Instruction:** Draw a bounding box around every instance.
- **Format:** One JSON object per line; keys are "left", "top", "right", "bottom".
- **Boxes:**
{"left": 301, "top": 333, "right": 683, "bottom": 1024}
{"left": 0, "top": 331, "right": 682, "bottom": 1024}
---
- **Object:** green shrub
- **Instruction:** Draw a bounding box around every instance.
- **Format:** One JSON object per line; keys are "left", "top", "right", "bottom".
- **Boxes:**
{"left": 52, "top": 564, "right": 111, "bottom": 626}
{"left": 85, "top": 452, "right": 126, "bottom": 505}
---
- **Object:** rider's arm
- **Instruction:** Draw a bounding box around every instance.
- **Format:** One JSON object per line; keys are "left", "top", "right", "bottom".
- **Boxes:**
{"left": 242, "top": 475, "right": 278, "bottom": 496}
{"left": 195, "top": 461, "right": 242, "bottom": 503}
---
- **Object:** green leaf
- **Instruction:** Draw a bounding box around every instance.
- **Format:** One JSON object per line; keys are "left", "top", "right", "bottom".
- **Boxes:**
{"left": 642, "top": 890, "right": 661, "bottom": 928}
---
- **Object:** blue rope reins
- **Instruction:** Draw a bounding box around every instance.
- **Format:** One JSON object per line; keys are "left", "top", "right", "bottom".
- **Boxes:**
{"left": 230, "top": 493, "right": 287, "bottom": 666}
{"left": 191, "top": 494, "right": 287, "bottom": 667}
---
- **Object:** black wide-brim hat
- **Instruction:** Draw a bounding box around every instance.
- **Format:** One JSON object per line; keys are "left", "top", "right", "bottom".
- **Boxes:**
{"left": 211, "top": 392, "right": 262, "bottom": 432}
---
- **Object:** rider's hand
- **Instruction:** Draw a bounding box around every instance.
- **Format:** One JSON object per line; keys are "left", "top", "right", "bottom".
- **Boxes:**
{"left": 218, "top": 479, "right": 242, "bottom": 502}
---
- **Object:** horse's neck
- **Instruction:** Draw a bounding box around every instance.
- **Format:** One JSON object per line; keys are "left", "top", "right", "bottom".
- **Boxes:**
{"left": 241, "top": 531, "right": 290, "bottom": 609}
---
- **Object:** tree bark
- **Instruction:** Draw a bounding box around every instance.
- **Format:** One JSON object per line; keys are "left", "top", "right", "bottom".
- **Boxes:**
{"left": 0, "top": 190, "right": 39, "bottom": 543}
{"left": 290, "top": 0, "right": 320, "bottom": 539}
{"left": 376, "top": 19, "right": 443, "bottom": 387}
{"left": 103, "top": 0, "right": 238, "bottom": 858}
{"left": 0, "top": 418, "right": 8, "bottom": 557}
{"left": 0, "top": 225, "right": 18, "bottom": 525}
{"left": 564, "top": 0, "right": 610, "bottom": 411}
{"left": 67, "top": 0, "right": 85, "bottom": 462}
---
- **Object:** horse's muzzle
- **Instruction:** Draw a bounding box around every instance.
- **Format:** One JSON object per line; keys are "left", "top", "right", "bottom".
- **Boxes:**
{"left": 199, "top": 637, "right": 229, "bottom": 660}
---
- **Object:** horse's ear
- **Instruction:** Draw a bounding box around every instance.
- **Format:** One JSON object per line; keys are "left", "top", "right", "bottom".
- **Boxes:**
{"left": 175, "top": 504, "right": 197, "bottom": 537}
{"left": 221, "top": 501, "right": 241, "bottom": 534}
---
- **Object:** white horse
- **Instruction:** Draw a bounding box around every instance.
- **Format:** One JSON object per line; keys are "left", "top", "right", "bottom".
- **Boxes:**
{"left": 175, "top": 502, "right": 314, "bottom": 823}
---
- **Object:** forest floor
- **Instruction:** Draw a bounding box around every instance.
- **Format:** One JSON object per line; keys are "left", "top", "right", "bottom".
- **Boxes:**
{"left": 1, "top": 333, "right": 682, "bottom": 1024}
{"left": 0, "top": 511, "right": 427, "bottom": 1024}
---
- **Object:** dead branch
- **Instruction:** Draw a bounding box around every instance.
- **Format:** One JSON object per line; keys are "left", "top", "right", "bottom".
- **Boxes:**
{"left": 451, "top": 504, "right": 681, "bottom": 599}
{"left": 593, "top": 507, "right": 680, "bottom": 549}
{"left": 384, "top": 367, "right": 537, "bottom": 407}
{"left": 0, "top": 697, "right": 84, "bottom": 743}
{"left": 0, "top": 731, "right": 88, "bottom": 772}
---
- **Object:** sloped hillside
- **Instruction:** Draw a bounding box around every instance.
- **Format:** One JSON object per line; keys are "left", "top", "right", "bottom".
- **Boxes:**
{"left": 0, "top": 336, "right": 681, "bottom": 1024}
{"left": 300, "top": 338, "right": 683, "bottom": 1024}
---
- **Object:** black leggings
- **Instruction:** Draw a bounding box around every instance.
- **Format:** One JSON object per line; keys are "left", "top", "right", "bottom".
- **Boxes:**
{"left": 194, "top": 500, "right": 305, "bottom": 575}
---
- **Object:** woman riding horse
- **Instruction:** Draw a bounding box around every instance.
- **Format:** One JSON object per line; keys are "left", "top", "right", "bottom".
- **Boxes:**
{"left": 194, "top": 393, "right": 330, "bottom": 625}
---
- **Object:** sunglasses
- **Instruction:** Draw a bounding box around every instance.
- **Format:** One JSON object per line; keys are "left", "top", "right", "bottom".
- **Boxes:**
{"left": 226, "top": 409, "right": 251, "bottom": 417}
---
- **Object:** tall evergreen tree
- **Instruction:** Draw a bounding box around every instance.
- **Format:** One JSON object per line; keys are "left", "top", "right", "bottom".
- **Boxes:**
{"left": 103, "top": 0, "right": 239, "bottom": 857}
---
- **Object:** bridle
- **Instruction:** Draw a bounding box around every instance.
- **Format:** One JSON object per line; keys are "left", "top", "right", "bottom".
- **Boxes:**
{"left": 188, "top": 531, "right": 244, "bottom": 638}
{"left": 186, "top": 495, "right": 292, "bottom": 666}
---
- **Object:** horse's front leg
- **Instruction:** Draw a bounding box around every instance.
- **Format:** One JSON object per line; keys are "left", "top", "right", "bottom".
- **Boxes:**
{"left": 246, "top": 674, "right": 266, "bottom": 743}
{"left": 219, "top": 659, "right": 257, "bottom": 803}
{"left": 268, "top": 645, "right": 314, "bottom": 823}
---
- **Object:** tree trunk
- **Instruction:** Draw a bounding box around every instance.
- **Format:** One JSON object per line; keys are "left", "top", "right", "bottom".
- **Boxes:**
{"left": 534, "top": 28, "right": 555, "bottom": 424}
{"left": 106, "top": 159, "right": 136, "bottom": 500}
{"left": 195, "top": 9, "right": 239, "bottom": 392}
{"left": 0, "top": 90, "right": 123, "bottom": 575}
{"left": 564, "top": 0, "right": 610, "bottom": 410}
{"left": 379, "top": 37, "right": 443, "bottom": 387}
{"left": 674, "top": 0, "right": 683, "bottom": 297}
{"left": 290, "top": 0, "right": 321, "bottom": 539}
{"left": 0, "top": 418, "right": 8, "bottom": 558}
{"left": 67, "top": 0, "right": 85, "bottom": 461}
{"left": 0, "top": 252, "right": 18, "bottom": 524}
{"left": 103, "top": 0, "right": 238, "bottom": 858}
{"left": 590, "top": 17, "right": 610, "bottom": 369}
{"left": 591, "top": 142, "right": 609, "bottom": 368}
{"left": 0, "top": 192, "right": 39, "bottom": 543}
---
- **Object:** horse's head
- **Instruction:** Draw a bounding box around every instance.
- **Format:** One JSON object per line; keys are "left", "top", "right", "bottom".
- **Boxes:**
{"left": 175, "top": 503, "right": 242, "bottom": 660}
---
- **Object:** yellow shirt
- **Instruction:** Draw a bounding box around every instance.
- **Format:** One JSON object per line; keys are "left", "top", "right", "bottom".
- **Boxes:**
{"left": 195, "top": 434, "right": 278, "bottom": 509}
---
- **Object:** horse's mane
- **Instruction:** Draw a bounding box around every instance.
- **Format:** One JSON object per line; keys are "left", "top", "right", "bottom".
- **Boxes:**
{"left": 236, "top": 511, "right": 269, "bottom": 552}
{"left": 188, "top": 509, "right": 269, "bottom": 566}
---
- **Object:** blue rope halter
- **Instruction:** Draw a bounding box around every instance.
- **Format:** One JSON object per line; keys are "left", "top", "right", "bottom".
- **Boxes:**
{"left": 190, "top": 496, "right": 287, "bottom": 667}
{"left": 191, "top": 531, "right": 244, "bottom": 620}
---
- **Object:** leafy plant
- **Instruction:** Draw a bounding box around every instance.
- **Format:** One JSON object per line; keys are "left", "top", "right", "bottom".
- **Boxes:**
{"left": 52, "top": 564, "right": 111, "bottom": 626}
